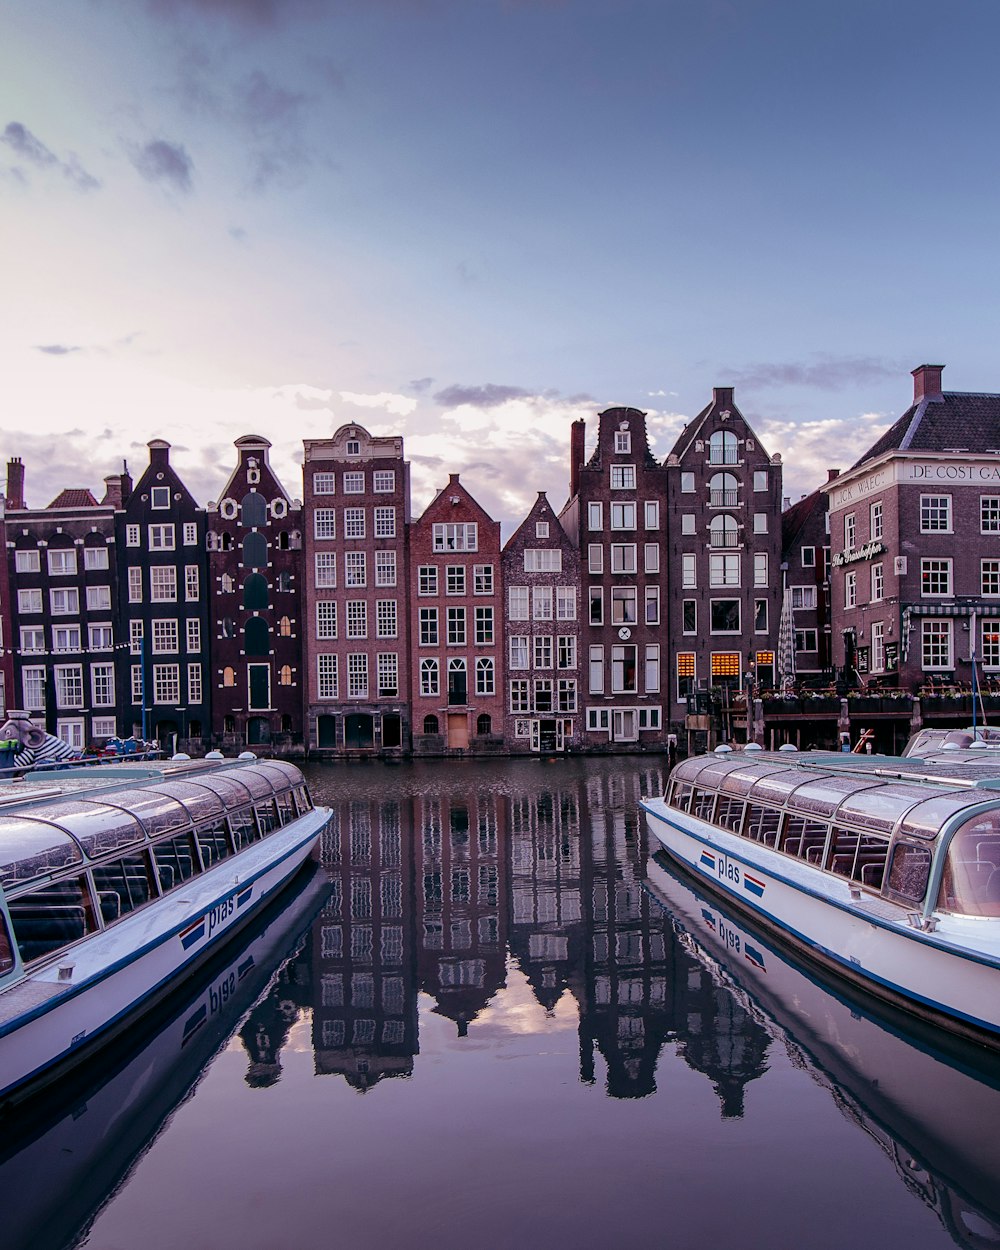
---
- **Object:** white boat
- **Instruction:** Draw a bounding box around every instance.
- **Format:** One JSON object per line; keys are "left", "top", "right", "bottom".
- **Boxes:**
{"left": 642, "top": 856, "right": 1000, "bottom": 1247}
{"left": 641, "top": 747, "right": 1000, "bottom": 1047}
{"left": 0, "top": 754, "right": 329, "bottom": 1103}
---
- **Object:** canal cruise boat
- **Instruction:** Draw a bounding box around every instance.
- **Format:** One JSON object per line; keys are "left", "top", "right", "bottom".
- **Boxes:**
{"left": 0, "top": 754, "right": 329, "bottom": 1103}
{"left": 641, "top": 746, "right": 1000, "bottom": 1047}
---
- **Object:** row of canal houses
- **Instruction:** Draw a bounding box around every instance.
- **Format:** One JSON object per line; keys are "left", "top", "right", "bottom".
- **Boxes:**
{"left": 1, "top": 363, "right": 996, "bottom": 757}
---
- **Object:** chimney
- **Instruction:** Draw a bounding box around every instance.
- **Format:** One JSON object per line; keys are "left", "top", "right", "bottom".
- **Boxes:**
{"left": 912, "top": 364, "right": 944, "bottom": 404}
{"left": 569, "top": 419, "right": 586, "bottom": 498}
{"left": 826, "top": 468, "right": 840, "bottom": 482}
{"left": 147, "top": 439, "right": 171, "bottom": 469}
{"left": 6, "top": 457, "right": 24, "bottom": 510}
{"left": 713, "top": 386, "right": 735, "bottom": 409}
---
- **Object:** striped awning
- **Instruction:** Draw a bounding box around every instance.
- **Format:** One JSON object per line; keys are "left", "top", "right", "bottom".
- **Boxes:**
{"left": 901, "top": 602, "right": 1000, "bottom": 659}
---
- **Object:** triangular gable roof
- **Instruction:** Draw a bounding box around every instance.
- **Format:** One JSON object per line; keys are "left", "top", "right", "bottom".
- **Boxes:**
{"left": 46, "top": 488, "right": 100, "bottom": 509}
{"left": 850, "top": 392, "right": 1000, "bottom": 470}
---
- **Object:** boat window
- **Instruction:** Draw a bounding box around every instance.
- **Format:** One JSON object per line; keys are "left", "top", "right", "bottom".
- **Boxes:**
{"left": 885, "top": 842, "right": 932, "bottom": 904}
{"left": 196, "top": 824, "right": 233, "bottom": 868}
{"left": 276, "top": 790, "right": 296, "bottom": 825}
{"left": 255, "top": 762, "right": 303, "bottom": 790}
{"left": 783, "top": 815, "right": 829, "bottom": 863}
{"left": 690, "top": 789, "right": 716, "bottom": 822}
{"left": 668, "top": 780, "right": 694, "bottom": 811}
{"left": 151, "top": 834, "right": 200, "bottom": 892}
{"left": 20, "top": 799, "right": 146, "bottom": 860}
{"left": 830, "top": 828, "right": 889, "bottom": 887}
{"left": 178, "top": 774, "right": 256, "bottom": 809}
{"left": 234, "top": 768, "right": 277, "bottom": 800}
{"left": 91, "top": 851, "right": 156, "bottom": 925}
{"left": 714, "top": 796, "right": 745, "bottom": 833}
{"left": 938, "top": 810, "right": 1000, "bottom": 917}
{"left": 900, "top": 793, "right": 992, "bottom": 841}
{"left": 8, "top": 875, "right": 98, "bottom": 964}
{"left": 745, "top": 804, "right": 781, "bottom": 846}
{"left": 229, "top": 808, "right": 259, "bottom": 851}
{"left": 294, "top": 785, "right": 312, "bottom": 813}
{"left": 0, "top": 912, "right": 14, "bottom": 975}
{"left": 837, "top": 784, "right": 929, "bottom": 834}
{"left": 717, "top": 763, "right": 790, "bottom": 797}
{"left": 0, "top": 818, "right": 83, "bottom": 890}
{"left": 153, "top": 781, "right": 226, "bottom": 827}
{"left": 109, "top": 790, "right": 191, "bottom": 838}
{"left": 786, "top": 776, "right": 882, "bottom": 821}
{"left": 255, "top": 800, "right": 279, "bottom": 834}
{"left": 746, "top": 768, "right": 824, "bottom": 807}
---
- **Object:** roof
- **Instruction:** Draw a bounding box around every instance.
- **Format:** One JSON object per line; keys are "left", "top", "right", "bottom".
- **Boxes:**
{"left": 851, "top": 392, "right": 1000, "bottom": 470}
{"left": 45, "top": 488, "right": 99, "bottom": 509}
{"left": 782, "top": 486, "right": 826, "bottom": 554}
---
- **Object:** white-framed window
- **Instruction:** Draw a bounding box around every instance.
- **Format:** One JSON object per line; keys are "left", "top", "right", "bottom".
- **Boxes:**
{"left": 533, "top": 677, "right": 553, "bottom": 712}
{"left": 185, "top": 566, "right": 199, "bottom": 601}
{"left": 432, "top": 523, "right": 477, "bottom": 552}
{"left": 126, "top": 524, "right": 140, "bottom": 547}
{"left": 610, "top": 464, "right": 636, "bottom": 490}
{"left": 314, "top": 509, "right": 336, "bottom": 539}
{"left": 316, "top": 601, "right": 338, "bottom": 639}
{"left": 532, "top": 586, "right": 553, "bottom": 620}
{"left": 710, "top": 599, "right": 741, "bottom": 633}
{"left": 614, "top": 429, "right": 631, "bottom": 454}
{"left": 644, "top": 500, "right": 659, "bottom": 528}
{"left": 645, "top": 585, "right": 659, "bottom": 624}
{"left": 510, "top": 679, "right": 530, "bottom": 713}
{"left": 753, "top": 470, "right": 768, "bottom": 492}
{"left": 510, "top": 636, "right": 529, "bottom": 668}
{"left": 981, "top": 496, "right": 1000, "bottom": 533}
{"left": 446, "top": 565, "right": 466, "bottom": 595}
{"left": 373, "top": 469, "right": 395, "bottom": 493}
{"left": 709, "top": 514, "right": 739, "bottom": 548}
{"left": 50, "top": 587, "right": 80, "bottom": 615}
{"left": 753, "top": 513, "right": 767, "bottom": 533}
{"left": 56, "top": 719, "right": 85, "bottom": 750}
{"left": 682, "top": 554, "right": 696, "bottom": 588}
{"left": 84, "top": 547, "right": 110, "bottom": 570}
{"left": 92, "top": 663, "right": 115, "bottom": 707}
{"left": 344, "top": 507, "right": 365, "bottom": 539}
{"left": 54, "top": 664, "right": 84, "bottom": 708}
{"left": 419, "top": 607, "right": 439, "bottom": 646}
{"left": 420, "top": 657, "right": 440, "bottom": 696}
{"left": 589, "top": 587, "right": 603, "bottom": 625}
{"left": 871, "top": 621, "right": 885, "bottom": 673}
{"left": 128, "top": 567, "right": 143, "bottom": 603}
{"left": 447, "top": 606, "right": 466, "bottom": 645}
{"left": 588, "top": 543, "right": 603, "bottom": 574}
{"left": 151, "top": 618, "right": 179, "bottom": 653}
{"left": 17, "top": 588, "right": 43, "bottom": 614}
{"left": 347, "top": 653, "right": 368, "bottom": 698}
{"left": 871, "top": 563, "right": 884, "bottom": 602}
{"left": 754, "top": 598, "right": 768, "bottom": 632}
{"left": 186, "top": 618, "right": 201, "bottom": 652}
{"left": 473, "top": 564, "right": 494, "bottom": 595}
{"left": 20, "top": 626, "right": 45, "bottom": 652}
{"left": 708, "top": 430, "right": 738, "bottom": 465}
{"left": 644, "top": 644, "right": 660, "bottom": 693}
{"left": 557, "top": 635, "right": 576, "bottom": 669}
{"left": 869, "top": 500, "right": 883, "bottom": 540}
{"left": 801, "top": 546, "right": 816, "bottom": 567}
{"left": 921, "top": 619, "right": 953, "bottom": 670}
{"left": 345, "top": 551, "right": 366, "bottom": 587}
{"left": 611, "top": 587, "right": 637, "bottom": 624}
{"left": 52, "top": 624, "right": 81, "bottom": 652}
{"left": 680, "top": 472, "right": 695, "bottom": 494}
{"left": 610, "top": 543, "right": 636, "bottom": 574}
{"left": 920, "top": 558, "right": 952, "bottom": 597}
{"left": 419, "top": 566, "right": 438, "bottom": 596}
{"left": 86, "top": 585, "right": 112, "bottom": 612}
{"left": 15, "top": 549, "right": 40, "bottom": 573}
{"left": 508, "top": 586, "right": 529, "bottom": 620}
{"left": 475, "top": 656, "right": 495, "bottom": 696}
{"left": 375, "top": 549, "right": 396, "bottom": 587}
{"left": 343, "top": 471, "right": 365, "bottom": 494}
{"left": 535, "top": 520, "right": 550, "bottom": 538}
{"left": 47, "top": 548, "right": 77, "bottom": 576}
{"left": 130, "top": 619, "right": 144, "bottom": 655}
{"left": 151, "top": 486, "right": 171, "bottom": 509}
{"left": 556, "top": 586, "right": 576, "bottom": 620}
{"left": 586, "top": 707, "right": 611, "bottom": 733}
{"left": 587, "top": 502, "right": 603, "bottom": 531}
{"left": 683, "top": 599, "right": 697, "bottom": 634}
{"left": 533, "top": 635, "right": 553, "bottom": 669}
{"left": 92, "top": 716, "right": 117, "bottom": 739}
{"left": 791, "top": 585, "right": 817, "bottom": 610}
{"left": 844, "top": 513, "right": 856, "bottom": 549}
{"left": 557, "top": 678, "right": 577, "bottom": 712}
{"left": 589, "top": 645, "right": 604, "bottom": 694}
{"left": 475, "top": 605, "right": 494, "bottom": 644}
{"left": 151, "top": 566, "right": 177, "bottom": 602}
{"left": 374, "top": 507, "right": 396, "bottom": 538}
{"left": 317, "top": 654, "right": 338, "bottom": 699}
{"left": 611, "top": 644, "right": 637, "bottom": 693}
{"left": 845, "top": 571, "right": 857, "bottom": 608}
{"left": 315, "top": 552, "right": 337, "bottom": 588}
{"left": 187, "top": 662, "right": 202, "bottom": 705}
{"left": 709, "top": 553, "right": 740, "bottom": 586}
{"left": 920, "top": 494, "right": 952, "bottom": 533}
{"left": 148, "top": 523, "right": 175, "bottom": 550}
{"left": 524, "top": 549, "right": 562, "bottom": 572}
{"left": 681, "top": 514, "right": 696, "bottom": 535}
{"left": 377, "top": 652, "right": 399, "bottom": 697}
{"left": 22, "top": 666, "right": 46, "bottom": 710}
{"left": 313, "top": 472, "right": 336, "bottom": 494}
{"left": 753, "top": 553, "right": 768, "bottom": 586}
{"left": 183, "top": 522, "right": 198, "bottom": 546}
{"left": 376, "top": 599, "right": 398, "bottom": 638}
{"left": 982, "top": 559, "right": 1000, "bottom": 597}
{"left": 610, "top": 501, "right": 636, "bottom": 530}
{"left": 131, "top": 664, "right": 143, "bottom": 704}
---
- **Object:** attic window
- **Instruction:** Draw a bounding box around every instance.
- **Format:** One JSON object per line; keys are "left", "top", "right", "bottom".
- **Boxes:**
{"left": 347, "top": 438, "right": 361, "bottom": 456}
{"left": 151, "top": 486, "right": 171, "bottom": 509}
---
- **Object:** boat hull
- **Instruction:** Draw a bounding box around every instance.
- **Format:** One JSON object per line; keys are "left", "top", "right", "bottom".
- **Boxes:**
{"left": 642, "top": 796, "right": 1000, "bottom": 1046}
{"left": 0, "top": 809, "right": 327, "bottom": 1103}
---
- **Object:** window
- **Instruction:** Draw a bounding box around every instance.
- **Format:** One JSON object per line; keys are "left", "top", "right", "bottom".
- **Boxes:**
{"left": 343, "top": 471, "right": 365, "bottom": 494}
{"left": 610, "top": 464, "right": 636, "bottom": 490}
{"left": 791, "top": 585, "right": 816, "bottom": 610}
{"left": 983, "top": 560, "right": 1000, "bottom": 597}
{"left": 589, "top": 645, "right": 604, "bottom": 694}
{"left": 534, "top": 678, "right": 553, "bottom": 712}
{"left": 279, "top": 665, "right": 293, "bottom": 686}
{"left": 375, "top": 550, "right": 396, "bottom": 586}
{"left": 535, "top": 521, "right": 550, "bottom": 538}
{"left": 644, "top": 644, "right": 660, "bottom": 692}
{"left": 475, "top": 656, "right": 495, "bottom": 696}
{"left": 92, "top": 663, "right": 115, "bottom": 706}
{"left": 556, "top": 586, "right": 576, "bottom": 620}
{"left": 186, "top": 618, "right": 201, "bottom": 652}
{"left": 683, "top": 600, "right": 697, "bottom": 633}
{"left": 377, "top": 653, "right": 399, "bottom": 698}
{"left": 680, "top": 473, "right": 695, "bottom": 493}
{"left": 313, "top": 472, "right": 336, "bottom": 495}
{"left": 682, "top": 554, "right": 696, "bottom": 588}
{"left": 151, "top": 486, "right": 171, "bottom": 509}
{"left": 433, "top": 523, "right": 477, "bottom": 552}
{"left": 47, "top": 549, "right": 77, "bottom": 576}
{"left": 611, "top": 587, "right": 637, "bottom": 624}
{"left": 131, "top": 664, "right": 143, "bottom": 702}
{"left": 587, "top": 502, "right": 603, "bottom": 531}
{"left": 126, "top": 524, "right": 140, "bottom": 547}
{"left": 92, "top": 717, "right": 117, "bottom": 739}
{"left": 645, "top": 585, "right": 659, "bottom": 624}
{"left": 709, "top": 553, "right": 740, "bottom": 586}
{"left": 187, "top": 662, "right": 202, "bottom": 704}
{"left": 374, "top": 507, "right": 395, "bottom": 538}
{"left": 473, "top": 564, "right": 493, "bottom": 594}
{"left": 376, "top": 599, "right": 398, "bottom": 639}
{"left": 183, "top": 522, "right": 197, "bottom": 546}
{"left": 845, "top": 571, "right": 857, "bottom": 608}
{"left": 345, "top": 552, "right": 366, "bottom": 587}
{"left": 447, "top": 607, "right": 466, "bottom": 645}
{"left": 420, "top": 658, "right": 440, "bottom": 696}
{"left": 982, "top": 497, "right": 1000, "bottom": 533}
{"left": 753, "top": 553, "right": 768, "bottom": 586}
{"left": 532, "top": 586, "right": 553, "bottom": 620}
{"left": 754, "top": 599, "right": 768, "bottom": 632}
{"left": 130, "top": 620, "right": 144, "bottom": 655}
{"left": 475, "top": 606, "right": 494, "bottom": 644}
{"left": 419, "top": 566, "right": 439, "bottom": 596}
{"left": 15, "top": 549, "right": 40, "bottom": 573}
{"left": 920, "top": 495, "right": 952, "bottom": 533}
{"left": 150, "top": 567, "right": 177, "bottom": 602}
{"left": 128, "top": 567, "right": 143, "bottom": 603}
{"left": 921, "top": 558, "right": 952, "bottom": 597}
{"left": 317, "top": 655, "right": 338, "bottom": 699}
{"left": 148, "top": 524, "right": 175, "bottom": 550}
{"left": 644, "top": 500, "right": 659, "bottom": 528}
{"left": 419, "top": 608, "right": 439, "bottom": 646}
{"left": 314, "top": 509, "right": 336, "bottom": 539}
{"left": 509, "top": 636, "right": 529, "bottom": 669}
{"left": 20, "top": 626, "right": 44, "bottom": 651}
{"left": 921, "top": 619, "right": 952, "bottom": 670}
{"left": 52, "top": 624, "right": 81, "bottom": 651}
{"left": 54, "top": 664, "right": 84, "bottom": 708}
{"left": 611, "top": 644, "right": 637, "bottom": 693}
{"left": 711, "top": 600, "right": 741, "bottom": 632}
{"left": 524, "top": 549, "right": 561, "bottom": 572}
{"left": 50, "top": 588, "right": 80, "bottom": 615}
{"left": 315, "top": 553, "right": 337, "bottom": 587}
{"left": 510, "top": 679, "right": 530, "bottom": 713}
{"left": 753, "top": 470, "right": 768, "bottom": 492}
{"left": 610, "top": 502, "right": 636, "bottom": 530}
{"left": 557, "top": 678, "right": 577, "bottom": 712}
{"left": 801, "top": 546, "right": 816, "bottom": 567}
{"left": 589, "top": 587, "right": 603, "bottom": 625}
{"left": 614, "top": 429, "right": 631, "bottom": 454}
{"left": 871, "top": 621, "right": 885, "bottom": 673}
{"left": 708, "top": 430, "right": 738, "bottom": 464}
{"left": 588, "top": 544, "right": 603, "bottom": 574}
{"left": 446, "top": 565, "right": 466, "bottom": 595}
{"left": 983, "top": 620, "right": 1000, "bottom": 669}
{"left": 84, "top": 546, "right": 110, "bottom": 570}
{"left": 316, "top": 601, "right": 338, "bottom": 639}
{"left": 184, "top": 566, "right": 198, "bottom": 601}
{"left": 344, "top": 507, "right": 365, "bottom": 538}
{"left": 557, "top": 635, "right": 576, "bottom": 669}
{"left": 22, "top": 666, "right": 45, "bottom": 710}
{"left": 17, "top": 588, "right": 42, "bottom": 614}
{"left": 86, "top": 585, "right": 111, "bottom": 611}
{"left": 681, "top": 514, "right": 696, "bottom": 535}
{"left": 709, "top": 472, "right": 738, "bottom": 507}
{"left": 509, "top": 586, "right": 529, "bottom": 620}
{"left": 753, "top": 512, "right": 767, "bottom": 534}
{"left": 152, "top": 619, "right": 179, "bottom": 653}
{"left": 709, "top": 514, "right": 739, "bottom": 548}
{"left": 676, "top": 652, "right": 695, "bottom": 701}
{"left": 373, "top": 470, "right": 395, "bottom": 493}
{"left": 844, "top": 513, "right": 856, "bottom": 549}
{"left": 347, "top": 600, "right": 368, "bottom": 638}
{"left": 533, "top": 635, "right": 553, "bottom": 669}
{"left": 871, "top": 563, "right": 884, "bottom": 602}
{"left": 610, "top": 543, "right": 636, "bottom": 573}
{"left": 869, "top": 501, "right": 883, "bottom": 540}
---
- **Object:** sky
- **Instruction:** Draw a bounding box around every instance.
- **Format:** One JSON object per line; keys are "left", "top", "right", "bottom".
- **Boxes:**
{"left": 2, "top": 0, "right": 1000, "bottom": 535}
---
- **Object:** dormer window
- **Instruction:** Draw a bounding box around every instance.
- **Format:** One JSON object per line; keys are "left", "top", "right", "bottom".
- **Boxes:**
{"left": 151, "top": 486, "right": 171, "bottom": 509}
{"left": 346, "top": 439, "right": 361, "bottom": 457}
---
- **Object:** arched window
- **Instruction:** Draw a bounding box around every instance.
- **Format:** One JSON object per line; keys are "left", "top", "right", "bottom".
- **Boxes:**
{"left": 242, "top": 532, "right": 267, "bottom": 569}
{"left": 221, "top": 533, "right": 234, "bottom": 552}
{"left": 221, "top": 573, "right": 234, "bottom": 593}
{"left": 279, "top": 664, "right": 293, "bottom": 685}
{"left": 276, "top": 571, "right": 292, "bottom": 592}
{"left": 709, "top": 471, "right": 739, "bottom": 508}
{"left": 221, "top": 617, "right": 235, "bottom": 638}
{"left": 709, "top": 429, "right": 739, "bottom": 465}
{"left": 423, "top": 714, "right": 439, "bottom": 735}
{"left": 476, "top": 713, "right": 492, "bottom": 736}
{"left": 245, "top": 617, "right": 270, "bottom": 656}
{"left": 709, "top": 514, "right": 739, "bottom": 548}
{"left": 243, "top": 573, "right": 269, "bottom": 611}
{"left": 241, "top": 492, "right": 267, "bottom": 528}
{"left": 277, "top": 531, "right": 290, "bottom": 550}
{"left": 279, "top": 616, "right": 292, "bottom": 636}
{"left": 222, "top": 667, "right": 236, "bottom": 687}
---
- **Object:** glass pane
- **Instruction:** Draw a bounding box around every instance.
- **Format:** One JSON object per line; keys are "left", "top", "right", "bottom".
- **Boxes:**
{"left": 196, "top": 826, "right": 232, "bottom": 868}
{"left": 229, "top": 809, "right": 259, "bottom": 852}
{"left": 939, "top": 811, "right": 1000, "bottom": 916}
{"left": 25, "top": 799, "right": 145, "bottom": 859}
{"left": 179, "top": 774, "right": 256, "bottom": 807}
{"left": 8, "top": 875, "right": 96, "bottom": 964}
{"left": 92, "top": 852, "right": 155, "bottom": 924}
{"left": 786, "top": 776, "right": 882, "bottom": 819}
{"left": 0, "top": 818, "right": 82, "bottom": 889}
{"left": 901, "top": 793, "right": 992, "bottom": 841}
{"left": 152, "top": 834, "right": 199, "bottom": 892}
{"left": 837, "top": 784, "right": 932, "bottom": 834}
{"left": 748, "top": 768, "right": 825, "bottom": 805}
{"left": 108, "top": 790, "right": 191, "bottom": 838}
{"left": 718, "top": 763, "right": 790, "bottom": 796}
{"left": 232, "top": 768, "right": 277, "bottom": 800}
{"left": 0, "top": 912, "right": 13, "bottom": 975}
{"left": 886, "top": 843, "right": 931, "bottom": 903}
{"left": 255, "top": 800, "right": 278, "bottom": 834}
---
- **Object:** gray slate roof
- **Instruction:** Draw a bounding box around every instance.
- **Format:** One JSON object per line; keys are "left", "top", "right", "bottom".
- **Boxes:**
{"left": 852, "top": 392, "right": 1000, "bottom": 469}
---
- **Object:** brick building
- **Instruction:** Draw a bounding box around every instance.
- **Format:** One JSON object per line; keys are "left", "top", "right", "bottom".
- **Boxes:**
{"left": 408, "top": 473, "right": 504, "bottom": 755}
{"left": 781, "top": 473, "right": 836, "bottom": 681}
{"left": 501, "top": 492, "right": 582, "bottom": 753}
{"left": 826, "top": 365, "right": 1000, "bottom": 691}
{"left": 560, "top": 408, "right": 669, "bottom": 751}
{"left": 206, "top": 435, "right": 303, "bottom": 752}
{"left": 302, "top": 424, "right": 410, "bottom": 756}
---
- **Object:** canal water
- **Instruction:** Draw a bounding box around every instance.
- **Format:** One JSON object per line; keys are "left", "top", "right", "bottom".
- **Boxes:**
{"left": 5, "top": 756, "right": 1000, "bottom": 1250}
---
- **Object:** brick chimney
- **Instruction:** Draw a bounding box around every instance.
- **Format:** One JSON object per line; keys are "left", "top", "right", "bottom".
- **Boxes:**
{"left": 6, "top": 457, "right": 24, "bottom": 510}
{"left": 569, "top": 419, "right": 586, "bottom": 498}
{"left": 912, "top": 364, "right": 944, "bottom": 404}
{"left": 827, "top": 468, "right": 840, "bottom": 482}
{"left": 147, "top": 439, "right": 171, "bottom": 468}
{"left": 713, "top": 386, "right": 735, "bottom": 409}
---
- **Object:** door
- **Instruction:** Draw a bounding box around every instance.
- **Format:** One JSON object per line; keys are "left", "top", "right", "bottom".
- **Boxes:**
{"left": 447, "top": 660, "right": 467, "bottom": 706}
{"left": 317, "top": 715, "right": 337, "bottom": 748}
{"left": 538, "top": 719, "right": 559, "bottom": 751}
{"left": 447, "top": 713, "right": 469, "bottom": 749}
{"left": 345, "top": 713, "right": 375, "bottom": 749}
{"left": 613, "top": 709, "right": 638, "bottom": 741}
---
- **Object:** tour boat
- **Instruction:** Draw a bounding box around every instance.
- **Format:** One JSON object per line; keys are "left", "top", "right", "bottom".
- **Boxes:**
{"left": 642, "top": 856, "right": 1000, "bottom": 1246}
{"left": 0, "top": 754, "right": 329, "bottom": 1103}
{"left": 641, "top": 746, "right": 1000, "bottom": 1047}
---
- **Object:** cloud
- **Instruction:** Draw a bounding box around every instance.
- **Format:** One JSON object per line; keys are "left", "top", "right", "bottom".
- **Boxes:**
{"left": 339, "top": 390, "right": 417, "bottom": 416}
{"left": 2, "top": 122, "right": 101, "bottom": 192}
{"left": 131, "top": 139, "right": 194, "bottom": 192}
{"left": 409, "top": 377, "right": 434, "bottom": 393}
{"left": 148, "top": 0, "right": 325, "bottom": 27}
{"left": 756, "top": 412, "right": 893, "bottom": 503}
{"left": 35, "top": 344, "right": 82, "bottom": 356}
{"left": 728, "top": 354, "right": 899, "bottom": 391}
{"left": 433, "top": 383, "right": 535, "bottom": 409}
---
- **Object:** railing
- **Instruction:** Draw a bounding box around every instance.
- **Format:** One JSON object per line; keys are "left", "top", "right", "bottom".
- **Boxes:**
{"left": 709, "top": 490, "right": 739, "bottom": 507}
{"left": 707, "top": 530, "right": 740, "bottom": 548}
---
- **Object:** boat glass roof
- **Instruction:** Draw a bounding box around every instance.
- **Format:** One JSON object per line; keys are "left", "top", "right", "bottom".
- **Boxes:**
{"left": 103, "top": 789, "right": 192, "bottom": 837}
{"left": 0, "top": 818, "right": 82, "bottom": 888}
{"left": 13, "top": 799, "right": 146, "bottom": 858}
{"left": 782, "top": 775, "right": 885, "bottom": 819}
{"left": 900, "top": 792, "right": 999, "bottom": 840}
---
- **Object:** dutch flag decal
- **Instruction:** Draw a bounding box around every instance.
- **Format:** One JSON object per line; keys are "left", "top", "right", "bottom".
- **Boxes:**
{"left": 745, "top": 943, "right": 766, "bottom": 971}
{"left": 743, "top": 873, "right": 766, "bottom": 898}
{"left": 180, "top": 917, "right": 207, "bottom": 950}
{"left": 700, "top": 851, "right": 717, "bottom": 872}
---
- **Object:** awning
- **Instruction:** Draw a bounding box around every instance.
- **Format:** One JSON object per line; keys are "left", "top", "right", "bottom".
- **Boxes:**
{"left": 901, "top": 602, "right": 1000, "bottom": 659}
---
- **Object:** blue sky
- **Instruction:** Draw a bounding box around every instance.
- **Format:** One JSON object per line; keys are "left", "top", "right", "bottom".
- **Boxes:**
{"left": 2, "top": 0, "right": 999, "bottom": 532}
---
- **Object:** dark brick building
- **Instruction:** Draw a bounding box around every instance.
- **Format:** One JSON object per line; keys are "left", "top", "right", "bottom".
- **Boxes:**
{"left": 781, "top": 472, "right": 836, "bottom": 681}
